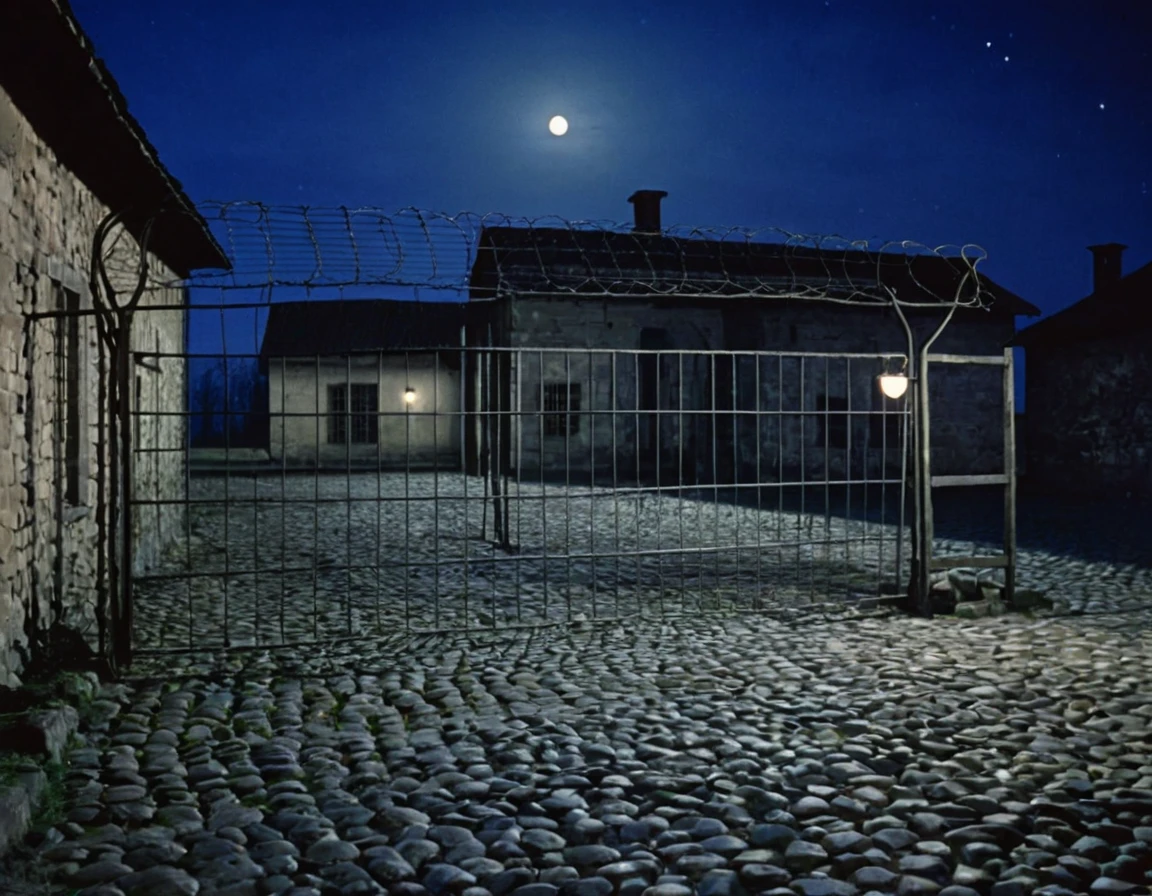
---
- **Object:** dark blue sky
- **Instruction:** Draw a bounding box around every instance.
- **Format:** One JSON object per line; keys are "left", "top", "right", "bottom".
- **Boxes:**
{"left": 73, "top": 0, "right": 1149, "bottom": 344}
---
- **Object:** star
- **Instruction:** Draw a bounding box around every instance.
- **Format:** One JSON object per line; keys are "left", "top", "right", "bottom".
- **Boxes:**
{"left": 1099, "top": 103, "right": 1106, "bottom": 110}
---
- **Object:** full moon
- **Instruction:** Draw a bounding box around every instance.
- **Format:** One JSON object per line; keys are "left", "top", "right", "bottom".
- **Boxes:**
{"left": 548, "top": 115, "right": 569, "bottom": 136}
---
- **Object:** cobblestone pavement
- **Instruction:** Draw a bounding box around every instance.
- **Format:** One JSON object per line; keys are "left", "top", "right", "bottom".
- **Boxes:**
{"left": 133, "top": 475, "right": 1152, "bottom": 653}
{"left": 13, "top": 605, "right": 1152, "bottom": 896}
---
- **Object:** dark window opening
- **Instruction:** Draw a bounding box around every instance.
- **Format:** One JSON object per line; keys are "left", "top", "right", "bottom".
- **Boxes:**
{"left": 543, "top": 382, "right": 581, "bottom": 436}
{"left": 819, "top": 393, "right": 849, "bottom": 449}
{"left": 58, "top": 285, "right": 83, "bottom": 505}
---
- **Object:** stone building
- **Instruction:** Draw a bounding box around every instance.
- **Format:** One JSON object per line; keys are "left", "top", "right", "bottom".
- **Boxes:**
{"left": 1016, "top": 244, "right": 1152, "bottom": 498}
{"left": 259, "top": 299, "right": 467, "bottom": 469}
{"left": 0, "top": 0, "right": 227, "bottom": 683}
{"left": 467, "top": 191, "right": 1040, "bottom": 485}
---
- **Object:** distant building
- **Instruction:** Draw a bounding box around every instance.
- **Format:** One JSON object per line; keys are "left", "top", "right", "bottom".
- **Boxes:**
{"left": 1016, "top": 244, "right": 1152, "bottom": 498}
{"left": 259, "top": 300, "right": 467, "bottom": 469}
{"left": 0, "top": 0, "right": 227, "bottom": 683}
{"left": 467, "top": 190, "right": 1039, "bottom": 484}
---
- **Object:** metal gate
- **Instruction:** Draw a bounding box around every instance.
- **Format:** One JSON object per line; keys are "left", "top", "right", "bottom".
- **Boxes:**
{"left": 128, "top": 346, "right": 914, "bottom": 654}
{"left": 54, "top": 202, "right": 1015, "bottom": 664}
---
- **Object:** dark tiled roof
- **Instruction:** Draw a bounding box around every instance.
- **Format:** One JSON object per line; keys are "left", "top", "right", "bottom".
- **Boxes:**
{"left": 1, "top": 0, "right": 228, "bottom": 274}
{"left": 1015, "top": 260, "right": 1152, "bottom": 348}
{"left": 259, "top": 299, "right": 468, "bottom": 358}
{"left": 470, "top": 226, "right": 1040, "bottom": 317}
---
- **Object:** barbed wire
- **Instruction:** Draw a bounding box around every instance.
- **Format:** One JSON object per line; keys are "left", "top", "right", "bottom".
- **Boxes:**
{"left": 109, "top": 201, "right": 1008, "bottom": 311}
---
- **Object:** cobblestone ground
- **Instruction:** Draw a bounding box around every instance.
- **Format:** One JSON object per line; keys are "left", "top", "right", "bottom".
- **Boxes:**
{"left": 12, "top": 608, "right": 1152, "bottom": 896}
{"left": 133, "top": 475, "right": 1152, "bottom": 652}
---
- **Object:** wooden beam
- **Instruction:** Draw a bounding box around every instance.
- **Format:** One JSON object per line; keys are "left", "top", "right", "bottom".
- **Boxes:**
{"left": 925, "top": 353, "right": 1008, "bottom": 366}
{"left": 930, "top": 473, "right": 1010, "bottom": 487}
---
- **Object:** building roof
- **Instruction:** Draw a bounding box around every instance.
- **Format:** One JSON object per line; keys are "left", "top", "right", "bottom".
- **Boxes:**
{"left": 1015, "top": 259, "right": 1152, "bottom": 348}
{"left": 470, "top": 226, "right": 1040, "bottom": 318}
{"left": 259, "top": 299, "right": 468, "bottom": 359}
{"left": 0, "top": 0, "right": 229, "bottom": 275}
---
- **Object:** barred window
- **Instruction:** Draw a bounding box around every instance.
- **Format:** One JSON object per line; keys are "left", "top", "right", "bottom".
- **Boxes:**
{"left": 543, "top": 382, "right": 580, "bottom": 436}
{"left": 350, "top": 383, "right": 379, "bottom": 444}
{"left": 327, "top": 384, "right": 347, "bottom": 444}
{"left": 327, "top": 383, "right": 379, "bottom": 444}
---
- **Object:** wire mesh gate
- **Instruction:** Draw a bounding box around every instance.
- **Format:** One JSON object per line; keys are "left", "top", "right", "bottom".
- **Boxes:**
{"left": 43, "top": 201, "right": 1022, "bottom": 666}
{"left": 127, "top": 346, "right": 913, "bottom": 654}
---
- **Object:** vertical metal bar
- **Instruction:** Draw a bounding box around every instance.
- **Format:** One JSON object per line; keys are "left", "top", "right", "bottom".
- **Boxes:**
{"left": 405, "top": 351, "right": 417, "bottom": 627}
{"left": 564, "top": 351, "right": 573, "bottom": 620}
{"left": 634, "top": 351, "right": 642, "bottom": 615}
{"left": 433, "top": 349, "right": 441, "bottom": 624}
{"left": 375, "top": 352, "right": 383, "bottom": 634}
{"left": 710, "top": 352, "right": 720, "bottom": 609}
{"left": 514, "top": 349, "right": 523, "bottom": 620}
{"left": 845, "top": 356, "right": 853, "bottom": 604}
{"left": 658, "top": 347, "right": 668, "bottom": 612}
{"left": 777, "top": 354, "right": 784, "bottom": 590}
{"left": 731, "top": 353, "right": 739, "bottom": 608}
{"left": 116, "top": 328, "right": 135, "bottom": 667}
{"left": 677, "top": 352, "right": 686, "bottom": 612}
{"left": 1003, "top": 348, "right": 1017, "bottom": 608}
{"left": 588, "top": 352, "right": 597, "bottom": 618}
{"left": 610, "top": 352, "right": 620, "bottom": 618}
{"left": 917, "top": 349, "right": 934, "bottom": 616}
{"left": 461, "top": 341, "right": 469, "bottom": 629}
{"left": 799, "top": 355, "right": 806, "bottom": 603}
{"left": 878, "top": 357, "right": 887, "bottom": 599}
{"left": 896, "top": 356, "right": 909, "bottom": 600}
{"left": 345, "top": 353, "right": 352, "bottom": 636}
{"left": 538, "top": 349, "right": 547, "bottom": 622}
{"left": 220, "top": 345, "right": 231, "bottom": 649}
{"left": 312, "top": 354, "right": 320, "bottom": 642}
{"left": 280, "top": 356, "right": 287, "bottom": 643}
{"left": 754, "top": 354, "right": 763, "bottom": 608}
{"left": 823, "top": 356, "right": 831, "bottom": 604}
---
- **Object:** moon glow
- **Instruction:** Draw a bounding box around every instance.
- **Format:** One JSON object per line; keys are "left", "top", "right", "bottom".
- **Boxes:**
{"left": 548, "top": 115, "right": 569, "bottom": 136}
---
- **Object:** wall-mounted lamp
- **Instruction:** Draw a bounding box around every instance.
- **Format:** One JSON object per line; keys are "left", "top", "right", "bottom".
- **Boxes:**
{"left": 403, "top": 387, "right": 417, "bottom": 405}
{"left": 877, "top": 359, "right": 909, "bottom": 400}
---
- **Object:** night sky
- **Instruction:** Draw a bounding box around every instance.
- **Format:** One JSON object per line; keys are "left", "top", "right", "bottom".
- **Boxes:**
{"left": 69, "top": 0, "right": 1150, "bottom": 370}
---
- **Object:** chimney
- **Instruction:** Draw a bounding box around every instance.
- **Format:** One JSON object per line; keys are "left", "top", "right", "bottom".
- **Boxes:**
{"left": 1088, "top": 242, "right": 1127, "bottom": 293}
{"left": 628, "top": 189, "right": 668, "bottom": 233}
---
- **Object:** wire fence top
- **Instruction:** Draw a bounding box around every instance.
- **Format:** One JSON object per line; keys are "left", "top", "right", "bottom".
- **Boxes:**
{"left": 102, "top": 201, "right": 1030, "bottom": 313}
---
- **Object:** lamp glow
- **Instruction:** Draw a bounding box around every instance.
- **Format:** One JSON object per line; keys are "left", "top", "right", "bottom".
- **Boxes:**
{"left": 878, "top": 374, "right": 909, "bottom": 400}
{"left": 403, "top": 387, "right": 416, "bottom": 404}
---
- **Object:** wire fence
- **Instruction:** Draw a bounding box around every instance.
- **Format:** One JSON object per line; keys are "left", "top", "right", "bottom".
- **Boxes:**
{"left": 35, "top": 200, "right": 1018, "bottom": 665}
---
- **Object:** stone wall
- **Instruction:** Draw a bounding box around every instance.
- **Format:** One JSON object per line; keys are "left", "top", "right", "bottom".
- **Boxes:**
{"left": 1026, "top": 334, "right": 1152, "bottom": 498}
{"left": 0, "top": 85, "right": 187, "bottom": 685}
{"left": 499, "top": 296, "right": 1014, "bottom": 483}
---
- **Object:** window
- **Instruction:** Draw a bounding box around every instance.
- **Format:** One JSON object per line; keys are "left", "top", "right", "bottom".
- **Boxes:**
{"left": 818, "top": 393, "right": 849, "bottom": 450}
{"left": 326, "top": 383, "right": 379, "bottom": 444}
{"left": 350, "top": 383, "right": 379, "bottom": 444}
{"left": 57, "top": 284, "right": 84, "bottom": 505}
{"left": 327, "top": 384, "right": 347, "bottom": 444}
{"left": 543, "top": 382, "right": 581, "bottom": 436}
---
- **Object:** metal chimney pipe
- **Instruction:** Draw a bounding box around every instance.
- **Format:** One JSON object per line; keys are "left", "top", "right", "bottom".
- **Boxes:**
{"left": 628, "top": 190, "right": 668, "bottom": 233}
{"left": 1087, "top": 243, "right": 1127, "bottom": 292}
